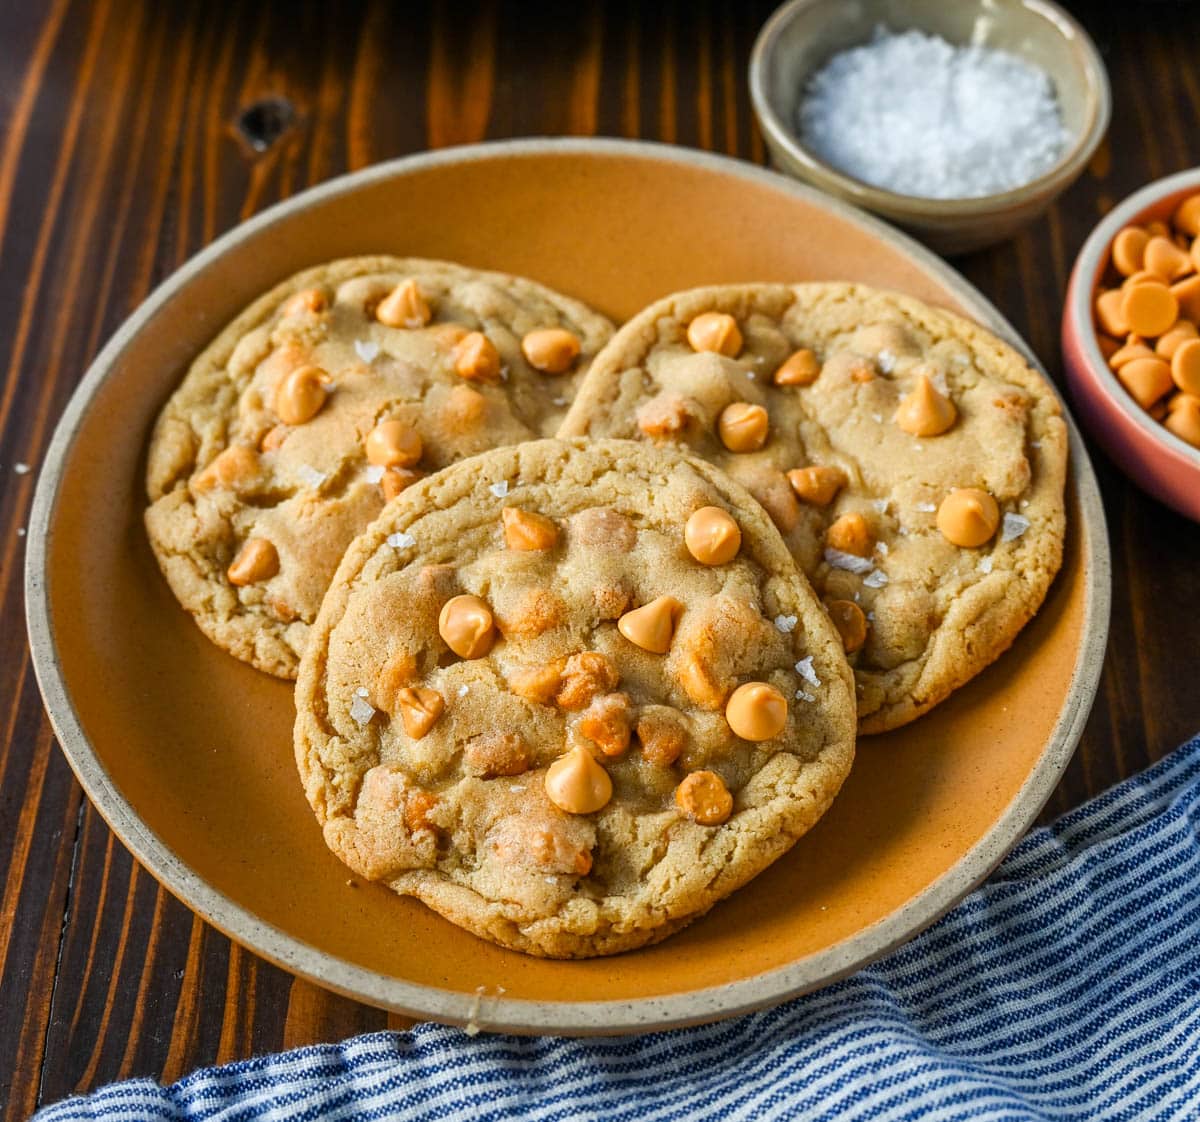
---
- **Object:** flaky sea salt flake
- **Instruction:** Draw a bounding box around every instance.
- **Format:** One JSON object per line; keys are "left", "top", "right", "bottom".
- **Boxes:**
{"left": 864, "top": 568, "right": 888, "bottom": 588}
{"left": 457, "top": 684, "right": 470, "bottom": 698}
{"left": 795, "top": 690, "right": 816, "bottom": 703}
{"left": 1002, "top": 513, "right": 1030, "bottom": 542}
{"left": 872, "top": 498, "right": 889, "bottom": 513}
{"left": 877, "top": 349, "right": 895, "bottom": 374}
{"left": 364, "top": 464, "right": 385, "bottom": 484}
{"left": 488, "top": 480, "right": 509, "bottom": 498}
{"left": 387, "top": 531, "right": 416, "bottom": 550}
{"left": 979, "top": 555, "right": 995, "bottom": 574}
{"left": 915, "top": 501, "right": 937, "bottom": 513}
{"left": 349, "top": 693, "right": 375, "bottom": 726}
{"left": 296, "top": 464, "right": 327, "bottom": 489}
{"left": 354, "top": 340, "right": 379, "bottom": 363}
{"left": 774, "top": 614, "right": 798, "bottom": 634}
{"left": 795, "top": 656, "right": 821, "bottom": 688}
{"left": 824, "top": 548, "right": 874, "bottom": 574}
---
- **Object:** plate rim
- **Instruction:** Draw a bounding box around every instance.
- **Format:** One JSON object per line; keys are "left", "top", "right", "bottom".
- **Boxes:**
{"left": 24, "top": 136, "right": 1111, "bottom": 1035}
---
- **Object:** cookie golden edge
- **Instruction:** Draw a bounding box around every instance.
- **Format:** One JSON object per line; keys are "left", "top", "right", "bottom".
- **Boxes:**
{"left": 293, "top": 437, "right": 857, "bottom": 958}
{"left": 557, "top": 283, "right": 1069, "bottom": 736}
{"left": 143, "top": 255, "right": 615, "bottom": 679}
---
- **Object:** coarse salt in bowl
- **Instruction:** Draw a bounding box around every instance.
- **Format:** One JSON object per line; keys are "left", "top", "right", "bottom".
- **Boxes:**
{"left": 1063, "top": 167, "right": 1200, "bottom": 523}
{"left": 749, "top": 0, "right": 1110, "bottom": 254}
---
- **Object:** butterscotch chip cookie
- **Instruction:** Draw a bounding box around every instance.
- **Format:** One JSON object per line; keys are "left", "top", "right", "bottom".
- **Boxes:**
{"left": 558, "top": 284, "right": 1068, "bottom": 733}
{"left": 294, "top": 439, "right": 855, "bottom": 958}
{"left": 144, "top": 257, "right": 613, "bottom": 678}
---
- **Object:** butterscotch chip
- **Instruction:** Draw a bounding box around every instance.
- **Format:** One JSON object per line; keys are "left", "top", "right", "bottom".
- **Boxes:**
{"left": 395, "top": 686, "right": 444, "bottom": 739}
{"left": 773, "top": 348, "right": 820, "bottom": 386}
{"left": 192, "top": 445, "right": 261, "bottom": 493}
{"left": 725, "top": 682, "right": 788, "bottom": 741}
{"left": 464, "top": 732, "right": 531, "bottom": 778}
{"left": 274, "top": 365, "right": 328, "bottom": 425}
{"left": 686, "top": 312, "right": 742, "bottom": 356}
{"left": 404, "top": 790, "right": 439, "bottom": 834}
{"left": 895, "top": 373, "right": 956, "bottom": 437}
{"left": 827, "top": 599, "right": 867, "bottom": 653}
{"left": 637, "top": 392, "right": 694, "bottom": 439}
{"left": 545, "top": 745, "right": 613, "bottom": 814}
{"left": 675, "top": 771, "right": 733, "bottom": 826}
{"left": 617, "top": 595, "right": 681, "bottom": 654}
{"left": 522, "top": 328, "right": 581, "bottom": 374}
{"left": 365, "top": 419, "right": 422, "bottom": 468}
{"left": 438, "top": 594, "right": 495, "bottom": 659}
{"left": 787, "top": 465, "right": 847, "bottom": 506}
{"left": 453, "top": 331, "right": 501, "bottom": 383}
{"left": 227, "top": 538, "right": 278, "bottom": 586}
{"left": 294, "top": 439, "right": 854, "bottom": 957}
{"left": 376, "top": 278, "right": 431, "bottom": 328}
{"left": 937, "top": 489, "right": 1000, "bottom": 548}
{"left": 146, "top": 258, "right": 612, "bottom": 678}
{"left": 381, "top": 467, "right": 423, "bottom": 501}
{"left": 502, "top": 506, "right": 559, "bottom": 551}
{"left": 717, "top": 402, "right": 769, "bottom": 452}
{"left": 825, "top": 512, "right": 872, "bottom": 557}
{"left": 556, "top": 650, "right": 619, "bottom": 710}
{"left": 282, "top": 288, "right": 328, "bottom": 317}
{"left": 509, "top": 662, "right": 564, "bottom": 705}
{"left": 1164, "top": 394, "right": 1200, "bottom": 447}
{"left": 577, "top": 692, "right": 633, "bottom": 757}
{"left": 684, "top": 506, "right": 741, "bottom": 565}
{"left": 559, "top": 282, "right": 1067, "bottom": 734}
{"left": 636, "top": 707, "right": 687, "bottom": 766}
{"left": 676, "top": 651, "right": 729, "bottom": 710}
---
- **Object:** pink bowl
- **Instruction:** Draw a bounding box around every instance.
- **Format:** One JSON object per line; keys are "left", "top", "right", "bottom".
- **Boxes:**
{"left": 1062, "top": 167, "right": 1200, "bottom": 521}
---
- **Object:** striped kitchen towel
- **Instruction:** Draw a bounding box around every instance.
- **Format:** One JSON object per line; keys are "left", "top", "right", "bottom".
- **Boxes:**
{"left": 37, "top": 734, "right": 1200, "bottom": 1121}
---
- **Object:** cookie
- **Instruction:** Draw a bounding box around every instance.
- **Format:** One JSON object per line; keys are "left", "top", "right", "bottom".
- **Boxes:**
{"left": 294, "top": 438, "right": 855, "bottom": 958}
{"left": 558, "top": 284, "right": 1068, "bottom": 733}
{"left": 144, "top": 256, "right": 614, "bottom": 678}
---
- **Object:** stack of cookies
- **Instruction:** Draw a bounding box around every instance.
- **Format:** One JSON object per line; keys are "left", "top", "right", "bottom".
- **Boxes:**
{"left": 145, "top": 258, "right": 1067, "bottom": 957}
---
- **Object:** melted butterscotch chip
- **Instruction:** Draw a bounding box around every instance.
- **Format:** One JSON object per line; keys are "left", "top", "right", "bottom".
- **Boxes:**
{"left": 570, "top": 507, "right": 636, "bottom": 551}
{"left": 502, "top": 506, "right": 559, "bottom": 551}
{"left": 675, "top": 770, "right": 733, "bottom": 826}
{"left": 577, "top": 692, "right": 633, "bottom": 757}
{"left": 464, "top": 732, "right": 531, "bottom": 778}
{"left": 556, "top": 651, "right": 619, "bottom": 710}
{"left": 509, "top": 662, "right": 565, "bottom": 705}
{"left": 637, "top": 392, "right": 695, "bottom": 439}
{"left": 636, "top": 706, "right": 687, "bottom": 766}
{"left": 495, "top": 587, "right": 564, "bottom": 639}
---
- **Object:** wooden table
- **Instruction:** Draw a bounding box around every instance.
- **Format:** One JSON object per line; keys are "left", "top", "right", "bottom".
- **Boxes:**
{"left": 2, "top": 1, "right": 1198, "bottom": 1114}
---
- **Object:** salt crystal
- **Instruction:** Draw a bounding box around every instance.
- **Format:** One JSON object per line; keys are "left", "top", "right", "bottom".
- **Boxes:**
{"left": 774, "top": 614, "right": 798, "bottom": 634}
{"left": 296, "top": 464, "right": 327, "bottom": 489}
{"left": 1002, "top": 512, "right": 1031, "bottom": 542}
{"left": 867, "top": 611, "right": 876, "bottom": 622}
{"left": 349, "top": 693, "right": 375, "bottom": 726}
{"left": 746, "top": 370, "right": 756, "bottom": 380}
{"left": 795, "top": 656, "right": 821, "bottom": 688}
{"left": 355, "top": 687, "right": 368, "bottom": 697}
{"left": 877, "top": 350, "right": 895, "bottom": 374}
{"left": 876, "top": 540, "right": 889, "bottom": 556}
{"left": 387, "top": 531, "right": 416, "bottom": 550}
{"left": 871, "top": 413, "right": 883, "bottom": 424}
{"left": 488, "top": 480, "right": 509, "bottom": 498}
{"left": 915, "top": 501, "right": 937, "bottom": 513}
{"left": 364, "top": 464, "right": 385, "bottom": 484}
{"left": 864, "top": 568, "right": 888, "bottom": 589}
{"left": 457, "top": 684, "right": 470, "bottom": 698}
{"left": 795, "top": 690, "right": 815, "bottom": 703}
{"left": 354, "top": 340, "right": 379, "bottom": 363}
{"left": 824, "top": 548, "right": 874, "bottom": 574}
{"left": 552, "top": 396, "right": 567, "bottom": 406}
{"left": 979, "top": 556, "right": 995, "bottom": 574}
{"left": 13, "top": 462, "right": 30, "bottom": 474}
{"left": 499, "top": 365, "right": 510, "bottom": 382}
{"left": 872, "top": 499, "right": 889, "bottom": 513}
{"left": 796, "top": 27, "right": 1069, "bottom": 200}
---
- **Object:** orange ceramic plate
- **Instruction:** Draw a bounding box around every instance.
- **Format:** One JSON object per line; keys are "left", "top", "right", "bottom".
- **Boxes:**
{"left": 26, "top": 140, "right": 1109, "bottom": 1034}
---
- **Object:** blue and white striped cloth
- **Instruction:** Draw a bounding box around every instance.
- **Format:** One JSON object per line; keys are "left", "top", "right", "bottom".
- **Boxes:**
{"left": 39, "top": 735, "right": 1200, "bottom": 1121}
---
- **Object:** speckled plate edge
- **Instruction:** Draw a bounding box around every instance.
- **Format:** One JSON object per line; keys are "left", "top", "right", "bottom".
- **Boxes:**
{"left": 25, "top": 137, "right": 1110, "bottom": 1035}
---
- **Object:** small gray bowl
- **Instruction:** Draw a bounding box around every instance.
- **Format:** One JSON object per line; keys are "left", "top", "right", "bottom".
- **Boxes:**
{"left": 749, "top": 0, "right": 1110, "bottom": 254}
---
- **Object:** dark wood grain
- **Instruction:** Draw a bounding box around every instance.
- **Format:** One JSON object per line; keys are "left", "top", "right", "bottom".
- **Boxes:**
{"left": 2, "top": 0, "right": 1199, "bottom": 1114}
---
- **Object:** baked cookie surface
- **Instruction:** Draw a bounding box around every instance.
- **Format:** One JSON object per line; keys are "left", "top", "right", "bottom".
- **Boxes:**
{"left": 558, "top": 284, "right": 1068, "bottom": 733}
{"left": 294, "top": 439, "right": 855, "bottom": 958}
{"left": 145, "top": 256, "right": 614, "bottom": 678}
